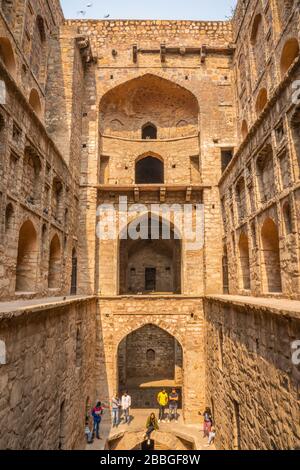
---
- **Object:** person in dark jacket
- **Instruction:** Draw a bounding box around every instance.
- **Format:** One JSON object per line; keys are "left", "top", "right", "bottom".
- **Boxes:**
{"left": 144, "top": 413, "right": 159, "bottom": 442}
{"left": 92, "top": 401, "right": 104, "bottom": 439}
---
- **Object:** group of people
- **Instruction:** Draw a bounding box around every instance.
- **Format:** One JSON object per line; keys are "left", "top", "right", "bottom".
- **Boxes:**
{"left": 157, "top": 388, "right": 179, "bottom": 422}
{"left": 85, "top": 395, "right": 216, "bottom": 448}
{"left": 85, "top": 392, "right": 132, "bottom": 443}
{"left": 111, "top": 391, "right": 132, "bottom": 427}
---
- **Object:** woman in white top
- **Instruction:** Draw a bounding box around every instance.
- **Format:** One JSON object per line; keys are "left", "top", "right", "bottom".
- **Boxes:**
{"left": 121, "top": 391, "right": 132, "bottom": 424}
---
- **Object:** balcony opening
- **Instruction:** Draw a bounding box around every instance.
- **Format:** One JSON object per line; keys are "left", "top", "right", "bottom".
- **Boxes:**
{"left": 135, "top": 156, "right": 164, "bottom": 184}
{"left": 142, "top": 123, "right": 157, "bottom": 140}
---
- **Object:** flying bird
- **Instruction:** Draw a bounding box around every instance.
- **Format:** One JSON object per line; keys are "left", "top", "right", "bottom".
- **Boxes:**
{"left": 104, "top": 14, "right": 110, "bottom": 18}
{"left": 77, "top": 10, "right": 86, "bottom": 17}
{"left": 86, "top": 3, "right": 93, "bottom": 7}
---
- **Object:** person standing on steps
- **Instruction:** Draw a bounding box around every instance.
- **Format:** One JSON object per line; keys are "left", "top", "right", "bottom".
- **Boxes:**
{"left": 202, "top": 407, "right": 213, "bottom": 438}
{"left": 92, "top": 401, "right": 104, "bottom": 440}
{"left": 168, "top": 388, "right": 179, "bottom": 422}
{"left": 157, "top": 388, "right": 169, "bottom": 422}
{"left": 111, "top": 394, "right": 121, "bottom": 428}
{"left": 121, "top": 391, "right": 131, "bottom": 424}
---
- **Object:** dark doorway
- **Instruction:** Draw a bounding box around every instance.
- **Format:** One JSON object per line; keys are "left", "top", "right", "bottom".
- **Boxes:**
{"left": 222, "top": 249, "right": 229, "bottom": 294}
{"left": 233, "top": 400, "right": 241, "bottom": 450}
{"left": 70, "top": 248, "right": 77, "bottom": 295}
{"left": 145, "top": 268, "right": 156, "bottom": 291}
{"left": 135, "top": 157, "right": 164, "bottom": 184}
{"left": 142, "top": 123, "right": 157, "bottom": 140}
{"left": 141, "top": 439, "right": 155, "bottom": 450}
{"left": 221, "top": 148, "right": 234, "bottom": 173}
{"left": 58, "top": 400, "right": 66, "bottom": 450}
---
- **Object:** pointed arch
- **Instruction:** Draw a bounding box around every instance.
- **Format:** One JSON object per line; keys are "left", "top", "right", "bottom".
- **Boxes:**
{"left": 29, "top": 89, "right": 42, "bottom": 118}
{"left": 241, "top": 120, "right": 248, "bottom": 140}
{"left": 5, "top": 202, "right": 14, "bottom": 234}
{"left": 280, "top": 38, "right": 299, "bottom": 77}
{"left": 261, "top": 218, "right": 282, "bottom": 293}
{"left": 135, "top": 155, "right": 164, "bottom": 184}
{"left": 117, "top": 323, "right": 183, "bottom": 408}
{"left": 48, "top": 234, "right": 61, "bottom": 289}
{"left": 30, "top": 15, "right": 47, "bottom": 83}
{"left": 16, "top": 220, "right": 38, "bottom": 292}
{"left": 250, "top": 14, "right": 262, "bottom": 45}
{"left": 255, "top": 88, "right": 268, "bottom": 116}
{"left": 0, "top": 37, "right": 16, "bottom": 77}
{"left": 238, "top": 233, "right": 250, "bottom": 290}
{"left": 142, "top": 122, "right": 157, "bottom": 140}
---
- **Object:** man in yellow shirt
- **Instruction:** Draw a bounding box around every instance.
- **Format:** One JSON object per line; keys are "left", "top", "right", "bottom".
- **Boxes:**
{"left": 157, "top": 389, "right": 169, "bottom": 422}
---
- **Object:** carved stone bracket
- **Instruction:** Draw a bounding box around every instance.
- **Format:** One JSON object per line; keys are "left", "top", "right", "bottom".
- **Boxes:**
{"left": 75, "top": 35, "right": 96, "bottom": 65}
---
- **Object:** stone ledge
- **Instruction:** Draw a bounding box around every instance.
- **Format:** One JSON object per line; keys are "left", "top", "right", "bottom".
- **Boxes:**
{"left": 205, "top": 294, "right": 300, "bottom": 319}
{"left": 0, "top": 295, "right": 97, "bottom": 321}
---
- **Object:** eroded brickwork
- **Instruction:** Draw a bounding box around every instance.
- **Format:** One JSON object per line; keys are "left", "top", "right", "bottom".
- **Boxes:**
{"left": 205, "top": 296, "right": 300, "bottom": 450}
{"left": 0, "top": 297, "right": 97, "bottom": 450}
{"left": 221, "top": 0, "right": 300, "bottom": 299}
{"left": 0, "top": 0, "right": 300, "bottom": 451}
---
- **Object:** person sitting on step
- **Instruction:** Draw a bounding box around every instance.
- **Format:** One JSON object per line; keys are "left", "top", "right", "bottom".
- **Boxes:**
{"left": 144, "top": 412, "right": 159, "bottom": 444}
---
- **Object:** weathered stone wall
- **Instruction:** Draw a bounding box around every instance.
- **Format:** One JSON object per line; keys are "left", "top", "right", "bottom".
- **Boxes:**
{"left": 122, "top": 324, "right": 177, "bottom": 380}
{"left": 220, "top": 0, "right": 300, "bottom": 299}
{"left": 0, "top": 65, "right": 80, "bottom": 299}
{"left": 0, "top": 1, "right": 84, "bottom": 300}
{"left": 205, "top": 296, "right": 300, "bottom": 450}
{"left": 97, "top": 296, "right": 205, "bottom": 423}
{"left": 1, "top": 0, "right": 64, "bottom": 114}
{"left": 0, "top": 296, "right": 97, "bottom": 450}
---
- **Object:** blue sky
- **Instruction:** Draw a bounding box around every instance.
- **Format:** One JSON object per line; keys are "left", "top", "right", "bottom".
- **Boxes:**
{"left": 60, "top": 0, "right": 237, "bottom": 21}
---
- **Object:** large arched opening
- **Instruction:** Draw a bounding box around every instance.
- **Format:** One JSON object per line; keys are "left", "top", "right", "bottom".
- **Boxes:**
{"left": 15, "top": 220, "right": 38, "bottom": 293}
{"left": 119, "top": 213, "right": 182, "bottom": 295}
{"left": 261, "top": 218, "right": 282, "bottom": 293}
{"left": 255, "top": 88, "right": 268, "bottom": 116}
{"left": 29, "top": 89, "right": 42, "bottom": 118}
{"left": 280, "top": 38, "right": 299, "bottom": 77}
{"left": 0, "top": 37, "right": 16, "bottom": 77}
{"left": 117, "top": 324, "right": 183, "bottom": 409}
{"left": 30, "top": 15, "right": 47, "bottom": 83}
{"left": 48, "top": 234, "right": 61, "bottom": 289}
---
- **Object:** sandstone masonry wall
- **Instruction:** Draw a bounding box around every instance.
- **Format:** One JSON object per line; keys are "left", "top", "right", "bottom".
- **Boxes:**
{"left": 220, "top": 0, "right": 300, "bottom": 299}
{"left": 205, "top": 296, "right": 300, "bottom": 450}
{"left": 0, "top": 297, "right": 97, "bottom": 450}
